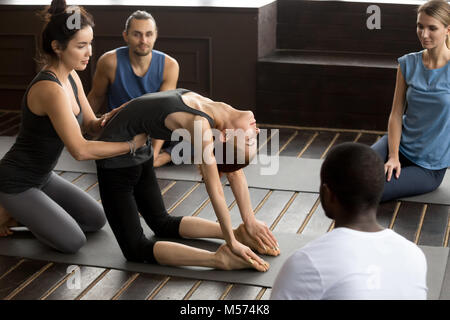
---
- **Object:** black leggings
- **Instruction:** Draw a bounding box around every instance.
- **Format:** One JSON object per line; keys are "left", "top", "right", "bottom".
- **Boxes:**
{"left": 96, "top": 159, "right": 183, "bottom": 264}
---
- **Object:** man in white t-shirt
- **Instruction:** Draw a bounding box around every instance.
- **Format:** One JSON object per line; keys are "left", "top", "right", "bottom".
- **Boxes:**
{"left": 271, "top": 142, "right": 427, "bottom": 300}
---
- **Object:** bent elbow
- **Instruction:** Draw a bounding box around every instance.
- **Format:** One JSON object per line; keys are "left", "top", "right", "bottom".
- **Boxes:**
{"left": 70, "top": 148, "right": 90, "bottom": 161}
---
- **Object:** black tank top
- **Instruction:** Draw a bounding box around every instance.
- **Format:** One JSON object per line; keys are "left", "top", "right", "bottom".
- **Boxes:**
{"left": 96, "top": 89, "right": 215, "bottom": 169}
{"left": 0, "top": 71, "right": 83, "bottom": 193}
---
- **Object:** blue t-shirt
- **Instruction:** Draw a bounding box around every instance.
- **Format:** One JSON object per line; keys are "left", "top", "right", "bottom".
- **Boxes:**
{"left": 398, "top": 51, "right": 450, "bottom": 170}
{"left": 107, "top": 47, "right": 165, "bottom": 110}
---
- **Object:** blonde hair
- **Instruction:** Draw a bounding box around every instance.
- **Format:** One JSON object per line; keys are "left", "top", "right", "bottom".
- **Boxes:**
{"left": 418, "top": 0, "right": 450, "bottom": 48}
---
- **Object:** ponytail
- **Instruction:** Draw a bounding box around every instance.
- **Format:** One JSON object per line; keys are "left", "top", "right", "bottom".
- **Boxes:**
{"left": 36, "top": 0, "right": 94, "bottom": 66}
{"left": 47, "top": 0, "right": 66, "bottom": 16}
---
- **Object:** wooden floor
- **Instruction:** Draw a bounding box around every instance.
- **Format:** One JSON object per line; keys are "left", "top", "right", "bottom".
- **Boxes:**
{"left": 0, "top": 111, "right": 449, "bottom": 300}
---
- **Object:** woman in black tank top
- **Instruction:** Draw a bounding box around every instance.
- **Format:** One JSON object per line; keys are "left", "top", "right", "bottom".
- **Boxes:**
{"left": 0, "top": 1, "right": 146, "bottom": 251}
{"left": 95, "top": 89, "right": 281, "bottom": 272}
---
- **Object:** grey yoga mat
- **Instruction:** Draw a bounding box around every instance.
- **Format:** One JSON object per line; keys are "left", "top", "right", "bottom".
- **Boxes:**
{"left": 144, "top": 157, "right": 450, "bottom": 206}
{"left": 398, "top": 172, "right": 450, "bottom": 205}
{"left": 422, "top": 246, "right": 450, "bottom": 300}
{"left": 0, "top": 218, "right": 316, "bottom": 288}
{"left": 243, "top": 157, "right": 450, "bottom": 206}
{"left": 1, "top": 136, "right": 449, "bottom": 205}
{"left": 0, "top": 223, "right": 448, "bottom": 298}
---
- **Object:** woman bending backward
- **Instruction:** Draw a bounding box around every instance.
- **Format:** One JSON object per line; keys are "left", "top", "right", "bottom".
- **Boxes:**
{"left": 95, "top": 89, "right": 280, "bottom": 272}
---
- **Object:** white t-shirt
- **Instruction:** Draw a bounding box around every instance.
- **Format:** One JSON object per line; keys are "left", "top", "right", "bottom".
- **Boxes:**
{"left": 271, "top": 228, "right": 427, "bottom": 300}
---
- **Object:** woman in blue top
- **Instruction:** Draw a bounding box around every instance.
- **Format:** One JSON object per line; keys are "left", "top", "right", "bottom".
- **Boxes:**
{"left": 372, "top": 0, "right": 449, "bottom": 202}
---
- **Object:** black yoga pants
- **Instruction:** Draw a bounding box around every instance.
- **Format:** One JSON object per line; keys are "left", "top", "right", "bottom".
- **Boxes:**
{"left": 96, "top": 158, "right": 183, "bottom": 264}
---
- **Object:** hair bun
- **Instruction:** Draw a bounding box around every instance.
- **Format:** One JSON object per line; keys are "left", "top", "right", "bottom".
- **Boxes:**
{"left": 47, "top": 0, "right": 67, "bottom": 16}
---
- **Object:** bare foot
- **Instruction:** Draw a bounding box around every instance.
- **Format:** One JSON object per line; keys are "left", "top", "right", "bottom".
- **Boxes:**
{"left": 215, "top": 244, "right": 269, "bottom": 272}
{"left": 234, "top": 224, "right": 280, "bottom": 256}
{"left": 0, "top": 206, "right": 18, "bottom": 237}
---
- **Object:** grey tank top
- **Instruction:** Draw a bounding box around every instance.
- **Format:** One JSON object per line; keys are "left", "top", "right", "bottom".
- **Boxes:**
{"left": 96, "top": 89, "right": 215, "bottom": 169}
{"left": 0, "top": 71, "right": 83, "bottom": 193}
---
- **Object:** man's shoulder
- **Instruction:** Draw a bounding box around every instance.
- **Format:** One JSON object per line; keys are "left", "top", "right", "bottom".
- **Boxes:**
{"left": 96, "top": 49, "right": 120, "bottom": 78}
{"left": 153, "top": 50, "right": 179, "bottom": 67}
{"left": 98, "top": 49, "right": 118, "bottom": 65}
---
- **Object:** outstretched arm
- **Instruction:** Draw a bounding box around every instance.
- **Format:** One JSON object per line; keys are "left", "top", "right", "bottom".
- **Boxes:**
{"left": 197, "top": 119, "right": 267, "bottom": 266}
{"left": 385, "top": 65, "right": 407, "bottom": 181}
{"left": 226, "top": 169, "right": 280, "bottom": 255}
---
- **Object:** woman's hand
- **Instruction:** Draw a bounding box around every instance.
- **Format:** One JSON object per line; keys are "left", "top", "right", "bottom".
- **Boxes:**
{"left": 245, "top": 219, "right": 280, "bottom": 255}
{"left": 100, "top": 108, "right": 119, "bottom": 128}
{"left": 100, "top": 101, "right": 131, "bottom": 127}
{"left": 225, "top": 169, "right": 280, "bottom": 255}
{"left": 229, "top": 239, "right": 269, "bottom": 271}
{"left": 385, "top": 156, "right": 401, "bottom": 181}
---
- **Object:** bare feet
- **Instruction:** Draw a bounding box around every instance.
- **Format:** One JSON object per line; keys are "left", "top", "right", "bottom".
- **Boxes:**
{"left": 215, "top": 244, "right": 269, "bottom": 272}
{"left": 0, "top": 206, "right": 17, "bottom": 237}
{"left": 234, "top": 224, "right": 280, "bottom": 256}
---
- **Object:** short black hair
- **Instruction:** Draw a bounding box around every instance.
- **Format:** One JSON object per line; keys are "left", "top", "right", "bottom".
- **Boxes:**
{"left": 320, "top": 142, "right": 384, "bottom": 212}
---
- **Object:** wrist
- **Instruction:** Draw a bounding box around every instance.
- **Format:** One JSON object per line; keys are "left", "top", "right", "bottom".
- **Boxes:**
{"left": 388, "top": 153, "right": 399, "bottom": 161}
{"left": 223, "top": 229, "right": 238, "bottom": 245}
{"left": 227, "top": 238, "right": 240, "bottom": 251}
{"left": 242, "top": 214, "right": 256, "bottom": 226}
{"left": 127, "top": 140, "right": 136, "bottom": 156}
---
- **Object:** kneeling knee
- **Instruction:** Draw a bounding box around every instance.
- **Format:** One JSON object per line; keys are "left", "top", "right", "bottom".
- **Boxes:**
{"left": 83, "top": 210, "right": 107, "bottom": 232}
{"left": 90, "top": 212, "right": 107, "bottom": 231}
{"left": 57, "top": 234, "right": 87, "bottom": 254}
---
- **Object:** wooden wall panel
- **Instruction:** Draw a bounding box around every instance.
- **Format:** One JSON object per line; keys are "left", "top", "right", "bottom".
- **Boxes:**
{"left": 0, "top": 2, "right": 276, "bottom": 112}
{"left": 277, "top": 0, "right": 421, "bottom": 55}
{"left": 0, "top": 35, "right": 36, "bottom": 88}
{"left": 0, "top": 89, "right": 25, "bottom": 111}
{"left": 156, "top": 37, "right": 211, "bottom": 96}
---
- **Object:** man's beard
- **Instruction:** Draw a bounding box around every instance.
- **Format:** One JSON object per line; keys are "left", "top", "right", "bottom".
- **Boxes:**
{"left": 133, "top": 48, "right": 151, "bottom": 57}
